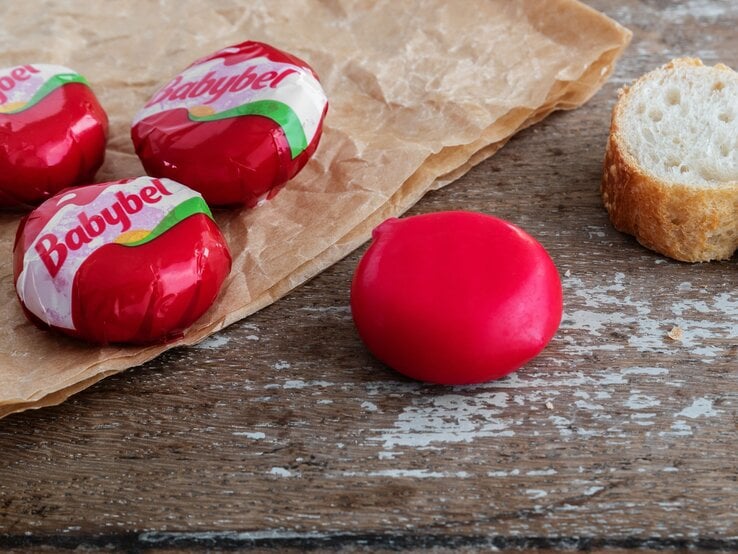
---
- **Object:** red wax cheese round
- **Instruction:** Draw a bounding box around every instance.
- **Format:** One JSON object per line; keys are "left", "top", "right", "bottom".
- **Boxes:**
{"left": 13, "top": 177, "right": 232, "bottom": 345}
{"left": 351, "top": 211, "right": 563, "bottom": 385}
{"left": 131, "top": 41, "right": 328, "bottom": 208}
{"left": 0, "top": 64, "right": 108, "bottom": 208}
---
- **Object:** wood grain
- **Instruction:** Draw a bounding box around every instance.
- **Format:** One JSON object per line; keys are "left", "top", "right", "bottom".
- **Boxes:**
{"left": 0, "top": 1, "right": 736, "bottom": 552}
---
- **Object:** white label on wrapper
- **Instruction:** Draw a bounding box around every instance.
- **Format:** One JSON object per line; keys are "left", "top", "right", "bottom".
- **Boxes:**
{"left": 16, "top": 178, "right": 207, "bottom": 330}
{"left": 0, "top": 64, "right": 88, "bottom": 114}
{"left": 131, "top": 54, "right": 327, "bottom": 158}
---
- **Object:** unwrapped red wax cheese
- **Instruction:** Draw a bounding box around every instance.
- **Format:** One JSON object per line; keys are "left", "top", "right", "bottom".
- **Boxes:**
{"left": 351, "top": 211, "right": 563, "bottom": 384}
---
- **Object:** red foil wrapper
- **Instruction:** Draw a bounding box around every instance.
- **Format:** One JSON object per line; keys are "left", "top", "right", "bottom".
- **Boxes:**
{"left": 351, "top": 212, "right": 563, "bottom": 385}
{"left": 13, "top": 177, "right": 232, "bottom": 345}
{"left": 131, "top": 41, "right": 329, "bottom": 208}
{"left": 0, "top": 64, "right": 108, "bottom": 209}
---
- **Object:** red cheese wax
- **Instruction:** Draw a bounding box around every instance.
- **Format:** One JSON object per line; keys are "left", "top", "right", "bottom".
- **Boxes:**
{"left": 0, "top": 64, "right": 108, "bottom": 208}
{"left": 350, "top": 211, "right": 563, "bottom": 385}
{"left": 13, "top": 177, "right": 232, "bottom": 345}
{"left": 132, "top": 41, "right": 328, "bottom": 208}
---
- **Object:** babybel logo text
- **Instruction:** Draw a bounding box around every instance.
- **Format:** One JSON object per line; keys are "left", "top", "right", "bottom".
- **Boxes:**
{"left": 0, "top": 65, "right": 40, "bottom": 105}
{"left": 145, "top": 63, "right": 298, "bottom": 107}
{"left": 35, "top": 179, "right": 173, "bottom": 278}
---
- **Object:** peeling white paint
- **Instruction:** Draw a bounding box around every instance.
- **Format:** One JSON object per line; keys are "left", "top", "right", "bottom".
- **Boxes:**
{"left": 233, "top": 431, "right": 265, "bottom": 439}
{"left": 378, "top": 451, "right": 398, "bottom": 460}
{"left": 300, "top": 305, "right": 351, "bottom": 313}
{"left": 677, "top": 282, "right": 692, "bottom": 292}
{"left": 342, "top": 469, "right": 471, "bottom": 479}
{"left": 631, "top": 417, "right": 655, "bottom": 427}
{"left": 526, "top": 469, "right": 557, "bottom": 476}
{"left": 575, "top": 399, "right": 605, "bottom": 411}
{"left": 371, "top": 392, "right": 515, "bottom": 448}
{"left": 560, "top": 272, "right": 737, "bottom": 359}
{"left": 193, "top": 334, "right": 230, "bottom": 349}
{"left": 480, "top": 366, "right": 670, "bottom": 390}
{"left": 548, "top": 416, "right": 573, "bottom": 437}
{"left": 266, "top": 380, "right": 335, "bottom": 390}
{"left": 487, "top": 469, "right": 520, "bottom": 477}
{"left": 677, "top": 398, "right": 719, "bottom": 419}
{"left": 621, "top": 367, "right": 668, "bottom": 376}
{"left": 659, "top": 420, "right": 693, "bottom": 437}
{"left": 625, "top": 393, "right": 661, "bottom": 410}
{"left": 140, "top": 530, "right": 346, "bottom": 543}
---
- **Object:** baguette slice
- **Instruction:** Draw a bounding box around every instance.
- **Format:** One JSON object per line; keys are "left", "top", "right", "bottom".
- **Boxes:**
{"left": 602, "top": 58, "right": 738, "bottom": 262}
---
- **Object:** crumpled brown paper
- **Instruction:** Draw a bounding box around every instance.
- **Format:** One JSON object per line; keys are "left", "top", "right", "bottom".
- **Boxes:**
{"left": 0, "top": 0, "right": 630, "bottom": 418}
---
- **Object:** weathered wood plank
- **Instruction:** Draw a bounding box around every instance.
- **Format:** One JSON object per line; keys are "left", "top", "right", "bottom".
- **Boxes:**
{"left": 0, "top": 0, "right": 736, "bottom": 551}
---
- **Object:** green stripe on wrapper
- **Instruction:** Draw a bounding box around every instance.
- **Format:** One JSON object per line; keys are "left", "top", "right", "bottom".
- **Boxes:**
{"left": 2, "top": 73, "right": 90, "bottom": 114}
{"left": 120, "top": 196, "right": 214, "bottom": 248}
{"left": 188, "top": 99, "right": 309, "bottom": 159}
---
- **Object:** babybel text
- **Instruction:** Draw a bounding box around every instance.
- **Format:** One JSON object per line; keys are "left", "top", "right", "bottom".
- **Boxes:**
{"left": 35, "top": 179, "right": 173, "bottom": 278}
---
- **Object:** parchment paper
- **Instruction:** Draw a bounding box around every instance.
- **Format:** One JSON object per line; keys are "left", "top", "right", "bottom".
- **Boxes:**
{"left": 0, "top": 0, "right": 630, "bottom": 418}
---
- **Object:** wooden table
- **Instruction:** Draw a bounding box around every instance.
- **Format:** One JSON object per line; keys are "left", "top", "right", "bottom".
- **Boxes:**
{"left": 1, "top": 1, "right": 736, "bottom": 552}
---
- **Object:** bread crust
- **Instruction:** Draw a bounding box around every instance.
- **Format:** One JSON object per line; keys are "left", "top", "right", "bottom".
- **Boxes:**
{"left": 601, "top": 58, "right": 738, "bottom": 262}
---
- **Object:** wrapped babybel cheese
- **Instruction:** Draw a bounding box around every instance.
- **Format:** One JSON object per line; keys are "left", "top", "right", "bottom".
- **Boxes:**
{"left": 0, "top": 64, "right": 108, "bottom": 208}
{"left": 131, "top": 41, "right": 328, "bottom": 207}
{"left": 13, "top": 177, "right": 232, "bottom": 345}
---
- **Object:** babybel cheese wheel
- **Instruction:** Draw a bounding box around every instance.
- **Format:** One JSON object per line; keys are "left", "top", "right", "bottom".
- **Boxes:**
{"left": 131, "top": 41, "right": 328, "bottom": 208}
{"left": 13, "top": 177, "right": 232, "bottom": 345}
{"left": 0, "top": 64, "right": 108, "bottom": 208}
{"left": 351, "top": 211, "right": 563, "bottom": 385}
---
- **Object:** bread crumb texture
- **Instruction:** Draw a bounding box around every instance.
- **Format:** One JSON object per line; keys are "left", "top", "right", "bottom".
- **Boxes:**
{"left": 667, "top": 325, "right": 684, "bottom": 341}
{"left": 602, "top": 58, "right": 738, "bottom": 262}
